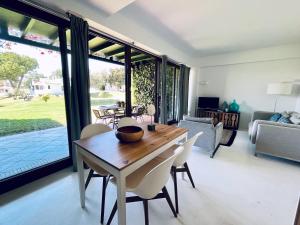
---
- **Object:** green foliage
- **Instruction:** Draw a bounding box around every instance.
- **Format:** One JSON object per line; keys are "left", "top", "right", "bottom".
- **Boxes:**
{"left": 98, "top": 91, "right": 113, "bottom": 98}
{"left": 41, "top": 94, "right": 50, "bottom": 102}
{"left": 132, "top": 62, "right": 156, "bottom": 109}
{"left": 50, "top": 69, "right": 62, "bottom": 79}
{"left": 0, "top": 52, "right": 38, "bottom": 96}
{"left": 90, "top": 68, "right": 125, "bottom": 90}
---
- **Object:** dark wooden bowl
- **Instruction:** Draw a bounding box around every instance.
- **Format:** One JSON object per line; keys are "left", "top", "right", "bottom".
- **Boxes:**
{"left": 115, "top": 126, "right": 144, "bottom": 143}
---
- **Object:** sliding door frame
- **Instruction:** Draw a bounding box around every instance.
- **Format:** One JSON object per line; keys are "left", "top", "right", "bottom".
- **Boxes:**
{"left": 0, "top": 1, "right": 72, "bottom": 194}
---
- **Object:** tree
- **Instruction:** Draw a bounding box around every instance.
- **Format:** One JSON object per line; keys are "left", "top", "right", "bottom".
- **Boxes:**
{"left": 50, "top": 69, "right": 62, "bottom": 79}
{"left": 0, "top": 52, "right": 38, "bottom": 96}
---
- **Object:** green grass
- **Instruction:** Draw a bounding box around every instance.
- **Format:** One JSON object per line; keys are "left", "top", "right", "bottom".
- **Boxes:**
{"left": 0, "top": 96, "right": 66, "bottom": 136}
{"left": 0, "top": 92, "right": 125, "bottom": 136}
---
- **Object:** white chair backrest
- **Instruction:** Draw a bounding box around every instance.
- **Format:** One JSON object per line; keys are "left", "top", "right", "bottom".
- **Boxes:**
{"left": 173, "top": 132, "right": 203, "bottom": 167}
{"left": 80, "top": 124, "right": 112, "bottom": 139}
{"left": 118, "top": 117, "right": 138, "bottom": 128}
{"left": 133, "top": 146, "right": 184, "bottom": 199}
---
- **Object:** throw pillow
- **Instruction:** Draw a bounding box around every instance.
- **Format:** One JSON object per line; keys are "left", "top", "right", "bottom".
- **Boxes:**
{"left": 290, "top": 116, "right": 300, "bottom": 125}
{"left": 281, "top": 111, "right": 291, "bottom": 118}
{"left": 269, "top": 113, "right": 281, "bottom": 122}
{"left": 278, "top": 116, "right": 291, "bottom": 124}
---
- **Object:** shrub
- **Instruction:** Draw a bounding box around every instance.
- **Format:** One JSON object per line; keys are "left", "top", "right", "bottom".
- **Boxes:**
{"left": 42, "top": 94, "right": 50, "bottom": 102}
{"left": 98, "top": 91, "right": 113, "bottom": 98}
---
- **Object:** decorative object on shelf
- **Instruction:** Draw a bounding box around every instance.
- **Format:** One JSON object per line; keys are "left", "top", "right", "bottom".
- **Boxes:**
{"left": 267, "top": 82, "right": 293, "bottom": 112}
{"left": 147, "top": 104, "right": 156, "bottom": 131}
{"left": 220, "top": 101, "right": 229, "bottom": 112}
{"left": 196, "top": 109, "right": 240, "bottom": 130}
{"left": 229, "top": 99, "right": 240, "bottom": 112}
{"left": 115, "top": 126, "right": 144, "bottom": 143}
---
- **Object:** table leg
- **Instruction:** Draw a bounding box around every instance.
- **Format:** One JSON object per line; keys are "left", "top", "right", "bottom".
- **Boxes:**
{"left": 116, "top": 175, "right": 126, "bottom": 225}
{"left": 76, "top": 146, "right": 85, "bottom": 208}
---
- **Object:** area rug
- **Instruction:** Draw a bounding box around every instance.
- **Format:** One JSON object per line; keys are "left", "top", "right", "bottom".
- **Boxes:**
{"left": 220, "top": 129, "right": 237, "bottom": 146}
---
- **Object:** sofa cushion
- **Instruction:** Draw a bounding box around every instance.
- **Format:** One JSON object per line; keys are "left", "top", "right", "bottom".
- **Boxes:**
{"left": 278, "top": 116, "right": 291, "bottom": 124}
{"left": 290, "top": 115, "right": 300, "bottom": 125}
{"left": 183, "top": 115, "right": 213, "bottom": 124}
{"left": 269, "top": 113, "right": 281, "bottom": 122}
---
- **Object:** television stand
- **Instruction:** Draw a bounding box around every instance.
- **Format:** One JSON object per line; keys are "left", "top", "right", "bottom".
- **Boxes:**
{"left": 196, "top": 108, "right": 240, "bottom": 130}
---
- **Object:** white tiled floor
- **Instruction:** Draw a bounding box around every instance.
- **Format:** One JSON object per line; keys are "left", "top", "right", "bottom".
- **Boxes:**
{"left": 1, "top": 131, "right": 300, "bottom": 225}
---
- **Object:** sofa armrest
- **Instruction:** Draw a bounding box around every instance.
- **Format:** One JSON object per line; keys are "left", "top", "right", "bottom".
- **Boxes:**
{"left": 251, "top": 120, "right": 283, "bottom": 143}
{"left": 256, "top": 124, "right": 300, "bottom": 161}
{"left": 214, "top": 122, "right": 223, "bottom": 148}
{"left": 251, "top": 111, "right": 274, "bottom": 122}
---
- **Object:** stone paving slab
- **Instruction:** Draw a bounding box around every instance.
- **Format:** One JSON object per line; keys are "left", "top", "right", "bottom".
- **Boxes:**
{"left": 0, "top": 127, "right": 69, "bottom": 180}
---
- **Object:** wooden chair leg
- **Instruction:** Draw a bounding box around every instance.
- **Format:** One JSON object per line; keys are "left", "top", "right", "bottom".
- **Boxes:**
{"left": 143, "top": 200, "right": 149, "bottom": 225}
{"left": 162, "top": 186, "right": 177, "bottom": 218}
{"left": 85, "top": 169, "right": 94, "bottom": 189}
{"left": 172, "top": 166, "right": 179, "bottom": 214}
{"left": 100, "top": 176, "right": 106, "bottom": 224}
{"left": 184, "top": 162, "right": 195, "bottom": 188}
{"left": 107, "top": 200, "right": 117, "bottom": 225}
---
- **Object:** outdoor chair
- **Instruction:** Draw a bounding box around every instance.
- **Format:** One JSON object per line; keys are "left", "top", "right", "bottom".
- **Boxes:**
{"left": 132, "top": 105, "right": 144, "bottom": 122}
{"left": 80, "top": 124, "right": 113, "bottom": 224}
{"left": 107, "top": 146, "right": 184, "bottom": 225}
{"left": 92, "top": 109, "right": 112, "bottom": 125}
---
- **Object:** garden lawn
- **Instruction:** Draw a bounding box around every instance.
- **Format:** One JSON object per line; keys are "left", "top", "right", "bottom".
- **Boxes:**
{"left": 0, "top": 96, "right": 66, "bottom": 136}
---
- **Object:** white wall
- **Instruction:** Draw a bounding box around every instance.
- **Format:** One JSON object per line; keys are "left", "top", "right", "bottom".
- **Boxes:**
{"left": 191, "top": 44, "right": 300, "bottom": 130}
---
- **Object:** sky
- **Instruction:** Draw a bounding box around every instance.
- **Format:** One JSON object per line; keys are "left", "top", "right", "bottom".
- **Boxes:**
{"left": 0, "top": 41, "right": 123, "bottom": 77}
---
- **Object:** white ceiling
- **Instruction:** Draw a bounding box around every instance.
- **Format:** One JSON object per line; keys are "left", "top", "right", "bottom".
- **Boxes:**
{"left": 135, "top": 0, "right": 300, "bottom": 56}
{"left": 43, "top": 0, "right": 300, "bottom": 58}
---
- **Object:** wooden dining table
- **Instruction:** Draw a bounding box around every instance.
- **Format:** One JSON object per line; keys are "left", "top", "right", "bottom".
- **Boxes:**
{"left": 74, "top": 123, "right": 188, "bottom": 225}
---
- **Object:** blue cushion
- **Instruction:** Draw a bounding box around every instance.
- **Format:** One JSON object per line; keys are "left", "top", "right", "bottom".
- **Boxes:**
{"left": 278, "top": 116, "right": 291, "bottom": 124}
{"left": 269, "top": 113, "right": 281, "bottom": 122}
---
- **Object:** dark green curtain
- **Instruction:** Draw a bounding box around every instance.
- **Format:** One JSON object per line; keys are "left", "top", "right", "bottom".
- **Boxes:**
{"left": 70, "top": 15, "right": 91, "bottom": 170}
{"left": 178, "top": 64, "right": 190, "bottom": 120}
{"left": 160, "top": 55, "right": 168, "bottom": 124}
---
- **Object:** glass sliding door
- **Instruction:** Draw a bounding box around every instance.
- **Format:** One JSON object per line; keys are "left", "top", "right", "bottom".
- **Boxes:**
{"left": 166, "top": 64, "right": 180, "bottom": 124}
{"left": 0, "top": 6, "right": 71, "bottom": 189}
{"left": 88, "top": 37, "right": 125, "bottom": 125}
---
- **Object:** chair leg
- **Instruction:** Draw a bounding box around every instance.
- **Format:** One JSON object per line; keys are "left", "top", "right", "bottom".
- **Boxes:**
{"left": 107, "top": 200, "right": 118, "bottom": 225}
{"left": 162, "top": 186, "right": 177, "bottom": 218}
{"left": 85, "top": 169, "right": 94, "bottom": 189}
{"left": 184, "top": 162, "right": 195, "bottom": 188}
{"left": 172, "top": 166, "right": 179, "bottom": 214}
{"left": 143, "top": 200, "right": 149, "bottom": 225}
{"left": 100, "top": 176, "right": 106, "bottom": 224}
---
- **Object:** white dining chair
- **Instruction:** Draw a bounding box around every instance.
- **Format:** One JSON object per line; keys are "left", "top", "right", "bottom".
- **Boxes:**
{"left": 106, "top": 145, "right": 184, "bottom": 225}
{"left": 118, "top": 117, "right": 139, "bottom": 128}
{"left": 171, "top": 131, "right": 203, "bottom": 214}
{"left": 80, "top": 123, "right": 112, "bottom": 224}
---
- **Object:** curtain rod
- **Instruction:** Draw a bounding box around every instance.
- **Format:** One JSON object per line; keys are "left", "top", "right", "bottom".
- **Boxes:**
{"left": 21, "top": 0, "right": 182, "bottom": 66}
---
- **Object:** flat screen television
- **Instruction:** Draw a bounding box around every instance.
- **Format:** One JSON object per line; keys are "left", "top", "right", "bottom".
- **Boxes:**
{"left": 198, "top": 97, "right": 219, "bottom": 109}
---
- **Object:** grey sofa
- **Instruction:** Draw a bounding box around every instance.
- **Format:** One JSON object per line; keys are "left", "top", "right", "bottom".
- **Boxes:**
{"left": 178, "top": 116, "right": 223, "bottom": 158}
{"left": 249, "top": 111, "right": 300, "bottom": 162}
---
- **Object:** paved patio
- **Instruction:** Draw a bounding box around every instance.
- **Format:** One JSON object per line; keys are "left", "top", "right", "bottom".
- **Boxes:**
{"left": 0, "top": 127, "right": 69, "bottom": 180}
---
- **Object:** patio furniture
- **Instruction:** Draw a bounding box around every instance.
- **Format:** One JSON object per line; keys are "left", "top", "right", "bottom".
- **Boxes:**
{"left": 98, "top": 105, "right": 126, "bottom": 128}
{"left": 171, "top": 131, "right": 203, "bottom": 214}
{"left": 132, "top": 105, "right": 144, "bottom": 122}
{"left": 74, "top": 124, "right": 188, "bottom": 225}
{"left": 92, "top": 109, "right": 113, "bottom": 124}
{"left": 80, "top": 123, "right": 112, "bottom": 224}
{"left": 106, "top": 145, "right": 183, "bottom": 225}
{"left": 118, "top": 117, "right": 139, "bottom": 128}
